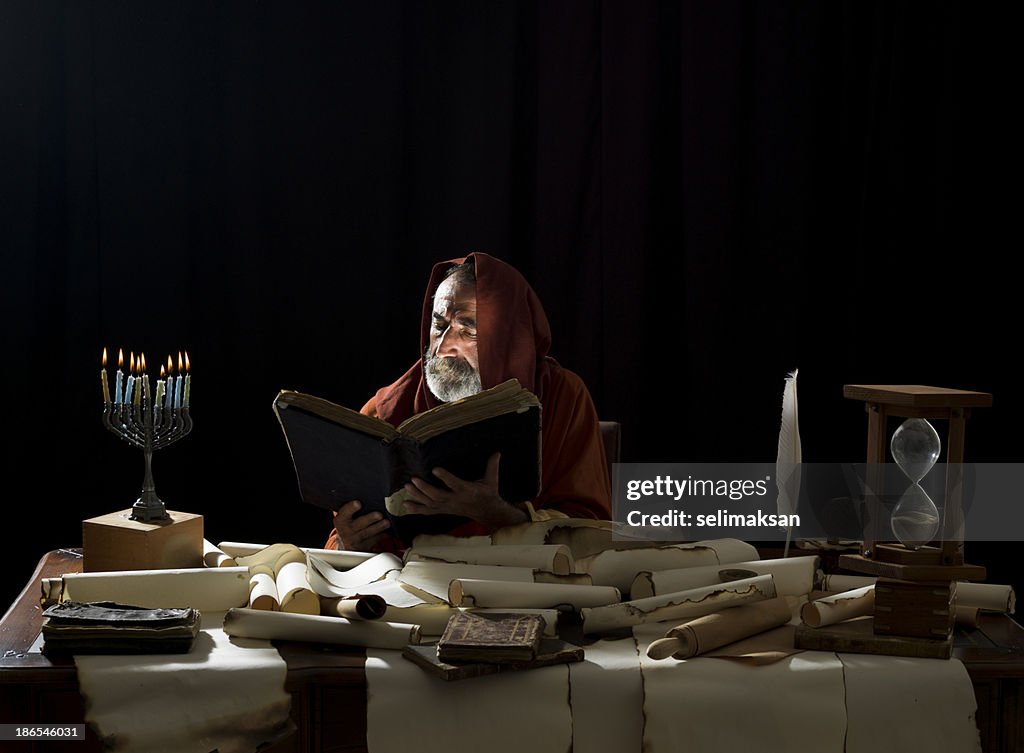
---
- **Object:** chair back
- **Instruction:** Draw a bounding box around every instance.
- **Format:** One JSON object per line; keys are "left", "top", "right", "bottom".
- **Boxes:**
{"left": 599, "top": 421, "right": 621, "bottom": 471}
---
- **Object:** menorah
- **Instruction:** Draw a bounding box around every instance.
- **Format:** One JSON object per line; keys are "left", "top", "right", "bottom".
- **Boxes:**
{"left": 100, "top": 348, "right": 192, "bottom": 522}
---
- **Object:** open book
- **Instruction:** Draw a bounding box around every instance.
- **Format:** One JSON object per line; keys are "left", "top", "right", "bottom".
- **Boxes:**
{"left": 273, "top": 379, "right": 542, "bottom": 537}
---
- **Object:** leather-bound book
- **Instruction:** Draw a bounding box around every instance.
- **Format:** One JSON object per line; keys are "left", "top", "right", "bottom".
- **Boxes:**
{"left": 437, "top": 612, "right": 544, "bottom": 664}
{"left": 41, "top": 601, "right": 201, "bottom": 655}
{"left": 273, "top": 378, "right": 541, "bottom": 540}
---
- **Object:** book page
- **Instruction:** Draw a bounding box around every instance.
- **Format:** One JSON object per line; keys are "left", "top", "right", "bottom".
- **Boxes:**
{"left": 274, "top": 389, "right": 398, "bottom": 440}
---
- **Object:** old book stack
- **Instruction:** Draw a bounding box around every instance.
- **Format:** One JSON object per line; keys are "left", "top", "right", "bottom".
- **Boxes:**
{"left": 403, "top": 612, "right": 583, "bottom": 680}
{"left": 41, "top": 601, "right": 202, "bottom": 655}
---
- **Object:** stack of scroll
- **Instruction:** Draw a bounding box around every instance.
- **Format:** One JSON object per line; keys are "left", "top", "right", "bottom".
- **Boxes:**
{"left": 198, "top": 524, "right": 814, "bottom": 662}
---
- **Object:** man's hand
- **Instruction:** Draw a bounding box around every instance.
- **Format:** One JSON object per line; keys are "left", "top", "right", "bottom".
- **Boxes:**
{"left": 333, "top": 501, "right": 391, "bottom": 551}
{"left": 402, "top": 453, "right": 530, "bottom": 531}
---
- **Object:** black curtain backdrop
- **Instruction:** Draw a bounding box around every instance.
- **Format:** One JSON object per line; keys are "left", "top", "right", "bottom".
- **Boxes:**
{"left": 2, "top": 2, "right": 1019, "bottom": 608}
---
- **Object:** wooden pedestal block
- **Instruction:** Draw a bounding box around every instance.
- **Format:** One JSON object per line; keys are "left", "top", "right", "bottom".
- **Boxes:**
{"left": 873, "top": 578, "right": 955, "bottom": 640}
{"left": 82, "top": 509, "right": 204, "bottom": 573}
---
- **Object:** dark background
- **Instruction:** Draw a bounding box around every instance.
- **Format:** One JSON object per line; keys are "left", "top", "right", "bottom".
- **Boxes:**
{"left": 2, "top": 1, "right": 1018, "bottom": 610}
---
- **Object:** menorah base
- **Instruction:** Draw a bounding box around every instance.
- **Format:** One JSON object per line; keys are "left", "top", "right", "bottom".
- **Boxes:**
{"left": 82, "top": 509, "right": 204, "bottom": 573}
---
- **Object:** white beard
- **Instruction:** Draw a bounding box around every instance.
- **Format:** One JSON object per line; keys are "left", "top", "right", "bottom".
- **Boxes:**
{"left": 424, "top": 353, "right": 482, "bottom": 402}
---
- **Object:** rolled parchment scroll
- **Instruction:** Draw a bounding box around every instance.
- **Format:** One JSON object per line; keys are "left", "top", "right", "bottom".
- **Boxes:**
{"left": 582, "top": 574, "right": 776, "bottom": 635}
{"left": 223, "top": 607, "right": 420, "bottom": 649}
{"left": 448, "top": 579, "right": 621, "bottom": 610}
{"left": 646, "top": 596, "right": 793, "bottom": 660}
{"left": 800, "top": 586, "right": 875, "bottom": 628}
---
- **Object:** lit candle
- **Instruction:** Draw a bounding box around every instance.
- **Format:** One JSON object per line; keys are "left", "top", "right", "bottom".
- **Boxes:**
{"left": 155, "top": 365, "right": 166, "bottom": 416}
{"left": 183, "top": 351, "right": 191, "bottom": 408}
{"left": 125, "top": 352, "right": 136, "bottom": 405}
{"left": 101, "top": 348, "right": 111, "bottom": 403}
{"left": 140, "top": 353, "right": 149, "bottom": 408}
{"left": 174, "top": 352, "right": 184, "bottom": 409}
{"left": 114, "top": 349, "right": 124, "bottom": 404}
{"left": 165, "top": 355, "right": 175, "bottom": 410}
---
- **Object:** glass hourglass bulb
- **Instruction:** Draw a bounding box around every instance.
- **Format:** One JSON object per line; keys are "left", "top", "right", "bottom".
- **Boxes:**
{"left": 890, "top": 418, "right": 940, "bottom": 482}
{"left": 889, "top": 419, "right": 942, "bottom": 550}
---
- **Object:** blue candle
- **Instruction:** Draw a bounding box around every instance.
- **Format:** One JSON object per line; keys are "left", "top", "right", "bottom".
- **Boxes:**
{"left": 114, "top": 349, "right": 124, "bottom": 404}
{"left": 174, "top": 374, "right": 183, "bottom": 409}
{"left": 125, "top": 375, "right": 135, "bottom": 404}
{"left": 166, "top": 376, "right": 175, "bottom": 410}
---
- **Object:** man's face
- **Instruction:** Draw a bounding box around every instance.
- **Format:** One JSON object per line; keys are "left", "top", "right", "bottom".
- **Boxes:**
{"left": 424, "top": 276, "right": 481, "bottom": 402}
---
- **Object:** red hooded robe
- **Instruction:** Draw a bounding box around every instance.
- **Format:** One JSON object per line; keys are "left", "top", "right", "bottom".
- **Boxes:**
{"left": 326, "top": 252, "right": 611, "bottom": 550}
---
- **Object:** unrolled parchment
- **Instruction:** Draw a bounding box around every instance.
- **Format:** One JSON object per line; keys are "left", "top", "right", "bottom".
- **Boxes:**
{"left": 74, "top": 614, "right": 291, "bottom": 753}
{"left": 636, "top": 626, "right": 847, "bottom": 753}
{"left": 582, "top": 574, "right": 776, "bottom": 635}
{"left": 306, "top": 558, "right": 429, "bottom": 608}
{"left": 839, "top": 652, "right": 981, "bottom": 753}
{"left": 801, "top": 586, "right": 875, "bottom": 628}
{"left": 448, "top": 579, "right": 621, "bottom": 609}
{"left": 366, "top": 647, "right": 572, "bottom": 753}
{"left": 631, "top": 556, "right": 817, "bottom": 600}
{"left": 406, "top": 544, "right": 574, "bottom": 574}
{"left": 396, "top": 561, "right": 535, "bottom": 601}
{"left": 647, "top": 596, "right": 794, "bottom": 660}
{"left": 223, "top": 608, "right": 420, "bottom": 650}
{"left": 569, "top": 636, "right": 642, "bottom": 753}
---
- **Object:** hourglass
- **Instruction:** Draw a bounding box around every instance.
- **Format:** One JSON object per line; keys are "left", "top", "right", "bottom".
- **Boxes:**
{"left": 890, "top": 418, "right": 941, "bottom": 549}
{"left": 838, "top": 384, "right": 991, "bottom": 582}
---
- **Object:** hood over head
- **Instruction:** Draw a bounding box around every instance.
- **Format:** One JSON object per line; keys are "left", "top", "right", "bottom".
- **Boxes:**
{"left": 374, "top": 252, "right": 555, "bottom": 425}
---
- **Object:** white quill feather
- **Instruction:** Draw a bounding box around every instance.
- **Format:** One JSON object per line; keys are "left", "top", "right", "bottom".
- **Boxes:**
{"left": 776, "top": 369, "right": 801, "bottom": 556}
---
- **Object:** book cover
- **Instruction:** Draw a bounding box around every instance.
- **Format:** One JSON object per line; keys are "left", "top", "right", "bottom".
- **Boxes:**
{"left": 437, "top": 612, "right": 545, "bottom": 663}
{"left": 273, "top": 379, "right": 542, "bottom": 538}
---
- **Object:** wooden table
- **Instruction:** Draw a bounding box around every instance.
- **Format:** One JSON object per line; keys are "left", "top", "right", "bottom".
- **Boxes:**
{"left": 2, "top": 551, "right": 1022, "bottom": 753}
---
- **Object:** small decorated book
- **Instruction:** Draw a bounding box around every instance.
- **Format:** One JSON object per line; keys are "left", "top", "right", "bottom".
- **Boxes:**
{"left": 437, "top": 612, "right": 545, "bottom": 664}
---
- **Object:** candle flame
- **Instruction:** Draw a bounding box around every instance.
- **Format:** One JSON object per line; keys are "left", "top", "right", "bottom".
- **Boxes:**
{"left": 141, "top": 353, "right": 146, "bottom": 372}
{"left": 118, "top": 348, "right": 124, "bottom": 369}
{"left": 185, "top": 351, "right": 190, "bottom": 372}
{"left": 130, "top": 352, "right": 135, "bottom": 372}
{"left": 178, "top": 351, "right": 183, "bottom": 372}
{"left": 167, "top": 355, "right": 174, "bottom": 374}
{"left": 102, "top": 347, "right": 107, "bottom": 367}
{"left": 160, "top": 364, "right": 165, "bottom": 378}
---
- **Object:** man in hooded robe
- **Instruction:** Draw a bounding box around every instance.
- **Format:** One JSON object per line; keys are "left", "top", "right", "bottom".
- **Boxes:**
{"left": 326, "top": 252, "right": 611, "bottom": 551}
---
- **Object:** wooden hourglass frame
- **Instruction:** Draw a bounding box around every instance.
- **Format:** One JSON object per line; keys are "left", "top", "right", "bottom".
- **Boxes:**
{"left": 838, "top": 384, "right": 991, "bottom": 582}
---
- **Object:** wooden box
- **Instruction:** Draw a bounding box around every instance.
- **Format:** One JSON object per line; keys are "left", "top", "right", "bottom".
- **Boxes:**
{"left": 873, "top": 578, "right": 955, "bottom": 640}
{"left": 82, "top": 509, "right": 204, "bottom": 573}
